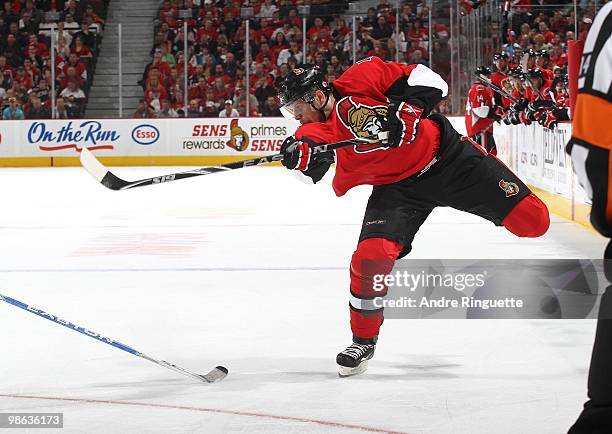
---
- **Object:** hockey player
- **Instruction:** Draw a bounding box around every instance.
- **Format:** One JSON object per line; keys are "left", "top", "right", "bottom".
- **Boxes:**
{"left": 491, "top": 52, "right": 512, "bottom": 109}
{"left": 465, "top": 66, "right": 499, "bottom": 154}
{"left": 567, "top": 2, "right": 612, "bottom": 432}
{"left": 277, "top": 57, "right": 550, "bottom": 377}
{"left": 535, "top": 50, "right": 554, "bottom": 81}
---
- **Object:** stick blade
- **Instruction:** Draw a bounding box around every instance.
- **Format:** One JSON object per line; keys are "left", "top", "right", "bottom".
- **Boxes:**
{"left": 80, "top": 147, "right": 128, "bottom": 191}
{"left": 200, "top": 365, "right": 228, "bottom": 383}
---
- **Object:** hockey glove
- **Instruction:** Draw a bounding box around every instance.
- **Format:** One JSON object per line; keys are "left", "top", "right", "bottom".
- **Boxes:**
{"left": 383, "top": 100, "right": 424, "bottom": 148}
{"left": 518, "top": 110, "right": 532, "bottom": 126}
{"left": 280, "top": 135, "right": 334, "bottom": 184}
{"left": 488, "top": 105, "right": 505, "bottom": 122}
{"left": 537, "top": 110, "right": 558, "bottom": 130}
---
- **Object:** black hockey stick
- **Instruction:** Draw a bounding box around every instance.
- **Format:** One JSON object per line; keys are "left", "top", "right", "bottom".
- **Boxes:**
{"left": 80, "top": 132, "right": 388, "bottom": 191}
{"left": 476, "top": 74, "right": 518, "bottom": 103}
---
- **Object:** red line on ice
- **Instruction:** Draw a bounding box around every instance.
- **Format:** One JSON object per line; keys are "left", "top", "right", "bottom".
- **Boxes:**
{"left": 0, "top": 394, "right": 408, "bottom": 434}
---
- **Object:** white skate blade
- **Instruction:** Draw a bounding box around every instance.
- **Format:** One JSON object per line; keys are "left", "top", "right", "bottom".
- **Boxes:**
{"left": 338, "top": 360, "right": 368, "bottom": 377}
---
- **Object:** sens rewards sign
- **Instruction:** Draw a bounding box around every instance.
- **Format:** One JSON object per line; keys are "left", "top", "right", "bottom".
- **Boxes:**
{"left": 182, "top": 118, "right": 299, "bottom": 155}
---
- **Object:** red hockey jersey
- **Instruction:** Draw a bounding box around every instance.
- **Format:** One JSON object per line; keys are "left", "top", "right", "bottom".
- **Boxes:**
{"left": 465, "top": 82, "right": 495, "bottom": 137}
{"left": 292, "top": 56, "right": 448, "bottom": 196}
{"left": 490, "top": 71, "right": 513, "bottom": 107}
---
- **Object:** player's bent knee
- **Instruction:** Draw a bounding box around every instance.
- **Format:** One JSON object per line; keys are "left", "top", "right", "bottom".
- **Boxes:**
{"left": 350, "top": 238, "right": 404, "bottom": 294}
{"left": 502, "top": 193, "right": 550, "bottom": 238}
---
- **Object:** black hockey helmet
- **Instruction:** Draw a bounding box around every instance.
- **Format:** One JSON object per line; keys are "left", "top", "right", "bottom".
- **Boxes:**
{"left": 475, "top": 66, "right": 492, "bottom": 76}
{"left": 508, "top": 66, "right": 523, "bottom": 78}
{"left": 278, "top": 65, "right": 331, "bottom": 119}
{"left": 493, "top": 52, "right": 510, "bottom": 61}
{"left": 526, "top": 48, "right": 537, "bottom": 57}
{"left": 535, "top": 49, "right": 550, "bottom": 58}
{"left": 526, "top": 68, "right": 544, "bottom": 80}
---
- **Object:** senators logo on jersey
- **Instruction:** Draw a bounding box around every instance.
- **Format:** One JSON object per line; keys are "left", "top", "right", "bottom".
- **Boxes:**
{"left": 226, "top": 119, "right": 249, "bottom": 151}
{"left": 336, "top": 97, "right": 388, "bottom": 153}
{"left": 499, "top": 179, "right": 520, "bottom": 197}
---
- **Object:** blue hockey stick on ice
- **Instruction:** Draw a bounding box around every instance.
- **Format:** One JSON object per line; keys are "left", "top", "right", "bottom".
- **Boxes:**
{"left": 0, "top": 292, "right": 227, "bottom": 383}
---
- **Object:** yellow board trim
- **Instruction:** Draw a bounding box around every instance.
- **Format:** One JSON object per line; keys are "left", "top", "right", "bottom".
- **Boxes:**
{"left": 0, "top": 157, "right": 52, "bottom": 167}
{"left": 529, "top": 185, "right": 594, "bottom": 232}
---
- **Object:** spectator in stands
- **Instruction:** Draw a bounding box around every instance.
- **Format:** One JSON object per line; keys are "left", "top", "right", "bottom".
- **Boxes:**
{"left": 258, "top": 0, "right": 278, "bottom": 18}
{"left": 261, "top": 95, "right": 281, "bottom": 117}
{"left": 83, "top": 4, "right": 104, "bottom": 25}
{"left": 52, "top": 21, "right": 73, "bottom": 49}
{"left": 270, "top": 31, "right": 288, "bottom": 57}
{"left": 158, "top": 99, "right": 179, "bottom": 118}
{"left": 233, "top": 86, "right": 258, "bottom": 115}
{"left": 218, "top": 99, "right": 239, "bottom": 118}
{"left": 74, "top": 22, "right": 96, "bottom": 51}
{"left": 223, "top": 51, "right": 238, "bottom": 78}
{"left": 26, "top": 43, "right": 44, "bottom": 71}
{"left": 366, "top": 39, "right": 387, "bottom": 60}
{"left": 23, "top": 58, "right": 39, "bottom": 85}
{"left": 254, "top": 75, "right": 276, "bottom": 107}
{"left": 22, "top": 0, "right": 43, "bottom": 29}
{"left": 277, "top": 39, "right": 303, "bottom": 66}
{"left": 385, "top": 38, "right": 398, "bottom": 62}
{"left": 255, "top": 41, "right": 277, "bottom": 66}
{"left": 211, "top": 76, "right": 230, "bottom": 101}
{"left": 2, "top": 2, "right": 19, "bottom": 24}
{"left": 63, "top": 1, "right": 82, "bottom": 23}
{"left": 60, "top": 65, "right": 84, "bottom": 91}
{"left": 63, "top": 13, "right": 80, "bottom": 32}
{"left": 55, "top": 97, "right": 69, "bottom": 119}
{"left": 60, "top": 79, "right": 86, "bottom": 117}
{"left": 28, "top": 34, "right": 48, "bottom": 57}
{"left": 141, "top": 51, "right": 171, "bottom": 88}
{"left": 188, "top": 76, "right": 208, "bottom": 102}
{"left": 19, "top": 11, "right": 39, "bottom": 35}
{"left": 362, "top": 7, "right": 378, "bottom": 30}
{"left": 201, "top": 100, "right": 218, "bottom": 117}
{"left": 134, "top": 98, "right": 156, "bottom": 118}
{"left": 332, "top": 17, "right": 350, "bottom": 41}
{"left": 213, "top": 63, "right": 232, "bottom": 85}
{"left": 147, "top": 88, "right": 163, "bottom": 113}
{"left": 36, "top": 78, "right": 50, "bottom": 106}
{"left": 71, "top": 35, "right": 92, "bottom": 59}
{"left": 372, "top": 15, "right": 393, "bottom": 41}
{"left": 2, "top": 97, "right": 24, "bottom": 119}
{"left": 25, "top": 95, "right": 49, "bottom": 118}
{"left": 407, "top": 49, "right": 428, "bottom": 66}
{"left": 14, "top": 66, "right": 32, "bottom": 90}
{"left": 54, "top": 29, "right": 71, "bottom": 59}
{"left": 532, "top": 34, "right": 550, "bottom": 52}
{"left": 0, "top": 55, "right": 12, "bottom": 84}
{"left": 160, "top": 43, "right": 175, "bottom": 67}
{"left": 187, "top": 99, "right": 202, "bottom": 117}
{"left": 307, "top": 17, "right": 329, "bottom": 41}
{"left": 63, "top": 53, "right": 88, "bottom": 84}
{"left": 3, "top": 33, "right": 24, "bottom": 67}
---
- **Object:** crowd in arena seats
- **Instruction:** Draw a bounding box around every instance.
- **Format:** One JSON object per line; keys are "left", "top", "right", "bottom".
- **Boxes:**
{"left": 1, "top": 0, "right": 595, "bottom": 121}
{"left": 0, "top": 0, "right": 107, "bottom": 120}
{"left": 138, "top": 0, "right": 603, "bottom": 122}
{"left": 140, "top": 0, "right": 453, "bottom": 118}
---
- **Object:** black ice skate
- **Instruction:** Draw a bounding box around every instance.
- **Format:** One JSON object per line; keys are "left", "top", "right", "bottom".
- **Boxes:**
{"left": 336, "top": 339, "right": 376, "bottom": 377}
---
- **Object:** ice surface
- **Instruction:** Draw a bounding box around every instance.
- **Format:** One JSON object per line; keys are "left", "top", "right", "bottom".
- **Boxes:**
{"left": 0, "top": 165, "right": 606, "bottom": 433}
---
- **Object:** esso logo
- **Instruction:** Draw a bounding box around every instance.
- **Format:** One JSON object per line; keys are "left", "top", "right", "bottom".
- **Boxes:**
{"left": 131, "top": 124, "right": 159, "bottom": 145}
